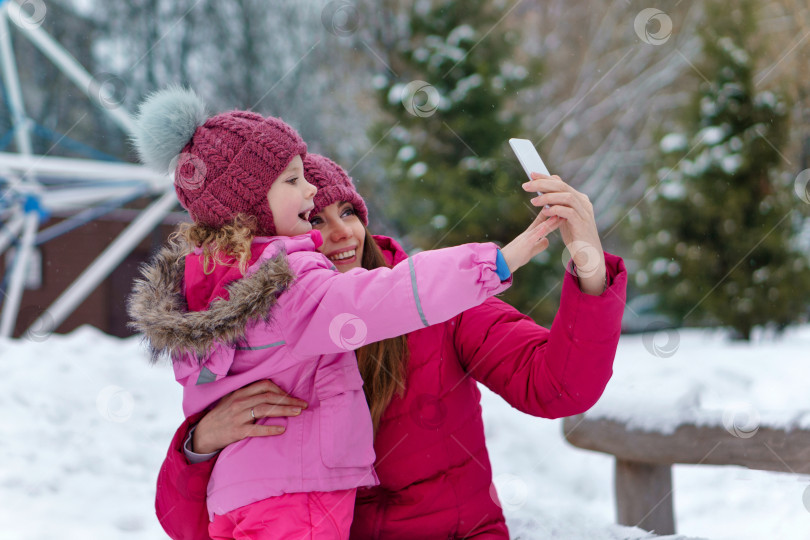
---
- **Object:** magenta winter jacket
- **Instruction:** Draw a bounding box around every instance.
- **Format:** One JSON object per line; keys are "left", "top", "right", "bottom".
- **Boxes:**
{"left": 151, "top": 236, "right": 627, "bottom": 539}
{"left": 131, "top": 231, "right": 511, "bottom": 520}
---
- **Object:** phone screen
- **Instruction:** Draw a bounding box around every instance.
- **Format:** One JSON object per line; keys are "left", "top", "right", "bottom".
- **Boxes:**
{"left": 509, "top": 138, "right": 549, "bottom": 197}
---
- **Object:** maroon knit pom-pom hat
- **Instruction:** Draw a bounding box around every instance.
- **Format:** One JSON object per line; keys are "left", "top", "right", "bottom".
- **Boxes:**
{"left": 304, "top": 153, "right": 368, "bottom": 226}
{"left": 131, "top": 87, "right": 307, "bottom": 236}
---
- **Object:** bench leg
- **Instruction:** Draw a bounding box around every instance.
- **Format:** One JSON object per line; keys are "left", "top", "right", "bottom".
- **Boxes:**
{"left": 615, "top": 459, "right": 675, "bottom": 535}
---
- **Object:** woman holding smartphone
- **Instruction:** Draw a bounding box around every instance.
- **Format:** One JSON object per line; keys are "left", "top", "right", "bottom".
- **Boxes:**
{"left": 154, "top": 155, "right": 626, "bottom": 539}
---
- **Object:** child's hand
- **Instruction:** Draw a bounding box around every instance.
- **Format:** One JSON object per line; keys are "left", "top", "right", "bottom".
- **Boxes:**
{"left": 193, "top": 379, "right": 308, "bottom": 454}
{"left": 500, "top": 213, "right": 562, "bottom": 274}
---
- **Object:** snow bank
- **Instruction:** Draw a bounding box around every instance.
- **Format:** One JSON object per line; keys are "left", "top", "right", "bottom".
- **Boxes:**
{"left": 585, "top": 326, "right": 810, "bottom": 434}
{"left": 3, "top": 325, "right": 810, "bottom": 538}
{"left": 0, "top": 327, "right": 182, "bottom": 539}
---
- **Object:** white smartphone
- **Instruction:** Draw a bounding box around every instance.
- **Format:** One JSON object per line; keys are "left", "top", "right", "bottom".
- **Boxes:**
{"left": 509, "top": 138, "right": 550, "bottom": 198}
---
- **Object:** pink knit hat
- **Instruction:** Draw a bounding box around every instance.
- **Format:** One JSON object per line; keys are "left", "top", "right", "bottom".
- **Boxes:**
{"left": 304, "top": 153, "right": 368, "bottom": 226}
{"left": 132, "top": 87, "right": 307, "bottom": 236}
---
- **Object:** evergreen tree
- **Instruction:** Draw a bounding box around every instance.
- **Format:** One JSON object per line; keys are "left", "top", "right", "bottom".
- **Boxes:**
{"left": 369, "top": 0, "right": 560, "bottom": 318}
{"left": 635, "top": 0, "right": 810, "bottom": 340}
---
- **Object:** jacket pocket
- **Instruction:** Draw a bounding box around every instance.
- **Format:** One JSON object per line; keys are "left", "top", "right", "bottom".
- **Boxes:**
{"left": 316, "top": 364, "right": 376, "bottom": 468}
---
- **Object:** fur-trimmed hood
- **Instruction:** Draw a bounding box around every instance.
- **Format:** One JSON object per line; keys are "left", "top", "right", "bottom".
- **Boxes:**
{"left": 127, "top": 240, "right": 295, "bottom": 363}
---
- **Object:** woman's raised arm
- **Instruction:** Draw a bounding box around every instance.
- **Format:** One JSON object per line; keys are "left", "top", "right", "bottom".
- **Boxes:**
{"left": 455, "top": 174, "right": 626, "bottom": 416}
{"left": 453, "top": 252, "right": 626, "bottom": 418}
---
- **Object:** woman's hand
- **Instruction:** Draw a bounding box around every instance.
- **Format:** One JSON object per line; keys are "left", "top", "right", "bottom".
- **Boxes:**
{"left": 192, "top": 380, "right": 308, "bottom": 455}
{"left": 522, "top": 173, "right": 607, "bottom": 295}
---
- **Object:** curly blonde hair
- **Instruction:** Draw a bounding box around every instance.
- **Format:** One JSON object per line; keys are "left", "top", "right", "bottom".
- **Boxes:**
{"left": 171, "top": 214, "right": 258, "bottom": 274}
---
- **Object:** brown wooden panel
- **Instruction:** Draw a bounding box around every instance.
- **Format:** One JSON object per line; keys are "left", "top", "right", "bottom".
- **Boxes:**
{"left": 615, "top": 459, "right": 675, "bottom": 535}
{"left": 1, "top": 212, "right": 178, "bottom": 338}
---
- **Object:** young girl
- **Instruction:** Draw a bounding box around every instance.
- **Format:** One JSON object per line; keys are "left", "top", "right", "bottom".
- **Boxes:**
{"left": 127, "top": 87, "right": 558, "bottom": 539}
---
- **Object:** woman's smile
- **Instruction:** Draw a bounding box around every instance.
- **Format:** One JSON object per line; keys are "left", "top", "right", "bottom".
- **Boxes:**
{"left": 327, "top": 246, "right": 358, "bottom": 265}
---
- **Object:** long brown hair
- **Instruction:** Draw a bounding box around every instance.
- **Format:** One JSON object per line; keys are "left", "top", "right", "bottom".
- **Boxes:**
{"left": 355, "top": 226, "right": 409, "bottom": 432}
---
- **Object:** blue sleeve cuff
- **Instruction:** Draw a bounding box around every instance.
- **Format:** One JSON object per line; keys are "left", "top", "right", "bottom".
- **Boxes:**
{"left": 495, "top": 249, "right": 511, "bottom": 281}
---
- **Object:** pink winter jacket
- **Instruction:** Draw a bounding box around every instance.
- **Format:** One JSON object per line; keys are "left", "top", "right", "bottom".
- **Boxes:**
{"left": 151, "top": 236, "right": 627, "bottom": 539}
{"left": 129, "top": 231, "right": 511, "bottom": 520}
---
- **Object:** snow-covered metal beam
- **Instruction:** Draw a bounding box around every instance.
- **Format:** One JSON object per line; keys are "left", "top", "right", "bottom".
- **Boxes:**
{"left": 0, "top": 152, "right": 170, "bottom": 188}
{"left": 0, "top": 207, "right": 23, "bottom": 256}
{"left": 0, "top": 209, "right": 39, "bottom": 337}
{"left": 39, "top": 186, "right": 152, "bottom": 212}
{"left": 0, "top": 4, "right": 33, "bottom": 158}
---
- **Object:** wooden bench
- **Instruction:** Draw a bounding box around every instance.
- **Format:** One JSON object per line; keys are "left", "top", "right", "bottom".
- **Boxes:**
{"left": 562, "top": 413, "right": 810, "bottom": 535}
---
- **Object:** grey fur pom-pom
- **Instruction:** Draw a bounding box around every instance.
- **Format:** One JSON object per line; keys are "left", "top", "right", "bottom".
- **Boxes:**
{"left": 131, "top": 85, "right": 208, "bottom": 172}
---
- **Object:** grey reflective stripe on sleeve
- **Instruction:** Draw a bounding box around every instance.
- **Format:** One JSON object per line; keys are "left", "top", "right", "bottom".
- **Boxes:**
{"left": 235, "top": 340, "right": 286, "bottom": 351}
{"left": 196, "top": 341, "right": 286, "bottom": 384}
{"left": 196, "top": 366, "right": 217, "bottom": 385}
{"left": 408, "top": 257, "right": 429, "bottom": 327}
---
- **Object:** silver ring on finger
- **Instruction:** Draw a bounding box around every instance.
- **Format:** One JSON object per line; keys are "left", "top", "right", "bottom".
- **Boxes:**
{"left": 250, "top": 407, "right": 256, "bottom": 421}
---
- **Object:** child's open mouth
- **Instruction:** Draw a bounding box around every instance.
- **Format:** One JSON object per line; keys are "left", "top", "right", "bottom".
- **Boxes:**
{"left": 298, "top": 209, "right": 312, "bottom": 221}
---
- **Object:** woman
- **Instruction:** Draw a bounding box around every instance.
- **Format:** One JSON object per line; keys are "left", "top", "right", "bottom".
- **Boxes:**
{"left": 154, "top": 154, "right": 627, "bottom": 539}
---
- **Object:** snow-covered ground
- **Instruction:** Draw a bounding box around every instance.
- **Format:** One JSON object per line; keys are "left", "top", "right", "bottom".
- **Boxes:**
{"left": 1, "top": 325, "right": 809, "bottom": 539}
